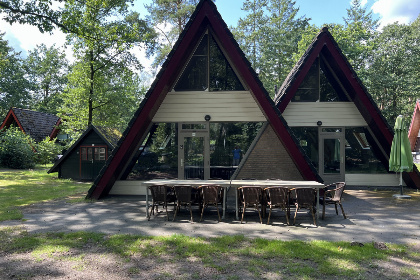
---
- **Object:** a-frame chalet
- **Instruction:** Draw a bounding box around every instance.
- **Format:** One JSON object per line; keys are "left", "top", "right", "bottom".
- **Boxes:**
{"left": 275, "top": 27, "right": 420, "bottom": 188}
{"left": 409, "top": 100, "right": 420, "bottom": 163}
{"left": 87, "top": 0, "right": 320, "bottom": 199}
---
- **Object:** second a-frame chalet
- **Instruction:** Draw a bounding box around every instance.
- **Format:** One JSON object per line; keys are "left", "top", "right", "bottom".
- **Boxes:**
{"left": 87, "top": 0, "right": 320, "bottom": 199}
{"left": 275, "top": 27, "right": 420, "bottom": 188}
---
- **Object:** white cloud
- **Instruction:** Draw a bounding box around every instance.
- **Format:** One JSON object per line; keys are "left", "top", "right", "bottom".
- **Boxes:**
{"left": 0, "top": 21, "right": 69, "bottom": 57}
{"left": 371, "top": 0, "right": 420, "bottom": 27}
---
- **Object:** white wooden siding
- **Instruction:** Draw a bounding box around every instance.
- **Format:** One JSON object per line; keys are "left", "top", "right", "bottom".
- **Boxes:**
{"left": 110, "top": 175, "right": 402, "bottom": 196}
{"left": 282, "top": 102, "right": 367, "bottom": 127}
{"left": 110, "top": 180, "right": 146, "bottom": 195}
{"left": 345, "top": 174, "right": 403, "bottom": 187}
{"left": 152, "top": 91, "right": 266, "bottom": 122}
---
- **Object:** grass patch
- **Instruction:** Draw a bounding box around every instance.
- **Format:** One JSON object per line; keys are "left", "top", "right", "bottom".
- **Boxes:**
{"left": 0, "top": 228, "right": 418, "bottom": 279}
{"left": 0, "top": 165, "right": 91, "bottom": 221}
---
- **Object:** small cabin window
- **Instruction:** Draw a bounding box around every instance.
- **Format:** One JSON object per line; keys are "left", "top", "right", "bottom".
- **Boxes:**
{"left": 174, "top": 32, "right": 244, "bottom": 92}
{"left": 95, "top": 147, "right": 106, "bottom": 161}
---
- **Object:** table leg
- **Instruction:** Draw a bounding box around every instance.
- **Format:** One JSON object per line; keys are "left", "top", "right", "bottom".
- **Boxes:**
{"left": 146, "top": 187, "right": 150, "bottom": 219}
{"left": 235, "top": 188, "right": 239, "bottom": 220}
{"left": 222, "top": 186, "right": 227, "bottom": 219}
{"left": 316, "top": 188, "right": 319, "bottom": 222}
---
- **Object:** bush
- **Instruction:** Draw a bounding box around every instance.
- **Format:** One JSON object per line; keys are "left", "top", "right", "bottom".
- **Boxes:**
{"left": 0, "top": 127, "right": 35, "bottom": 169}
{"left": 34, "top": 137, "right": 63, "bottom": 165}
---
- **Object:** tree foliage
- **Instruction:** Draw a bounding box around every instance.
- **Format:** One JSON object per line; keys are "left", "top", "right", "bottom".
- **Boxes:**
{"left": 0, "top": 126, "right": 35, "bottom": 169}
{"left": 34, "top": 136, "right": 62, "bottom": 165}
{"left": 366, "top": 17, "right": 420, "bottom": 123}
{"left": 234, "top": 0, "right": 309, "bottom": 96}
{"left": 145, "top": 0, "right": 211, "bottom": 68}
{"left": 0, "top": 32, "right": 32, "bottom": 117}
{"left": 24, "top": 44, "right": 69, "bottom": 114}
{"left": 57, "top": 0, "right": 156, "bottom": 133}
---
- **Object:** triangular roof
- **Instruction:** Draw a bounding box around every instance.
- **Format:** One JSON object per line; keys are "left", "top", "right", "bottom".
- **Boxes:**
{"left": 87, "top": 0, "right": 319, "bottom": 199}
{"left": 0, "top": 107, "right": 61, "bottom": 142}
{"left": 275, "top": 27, "right": 420, "bottom": 188}
{"left": 48, "top": 125, "right": 121, "bottom": 174}
{"left": 408, "top": 100, "right": 420, "bottom": 151}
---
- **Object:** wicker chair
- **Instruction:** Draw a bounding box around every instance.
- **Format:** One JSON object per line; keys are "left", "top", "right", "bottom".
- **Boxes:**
{"left": 238, "top": 186, "right": 263, "bottom": 224}
{"left": 320, "top": 182, "right": 347, "bottom": 220}
{"left": 148, "top": 185, "right": 174, "bottom": 221}
{"left": 173, "top": 185, "right": 195, "bottom": 222}
{"left": 292, "top": 188, "right": 317, "bottom": 226}
{"left": 264, "top": 187, "right": 290, "bottom": 225}
{"left": 199, "top": 185, "right": 221, "bottom": 222}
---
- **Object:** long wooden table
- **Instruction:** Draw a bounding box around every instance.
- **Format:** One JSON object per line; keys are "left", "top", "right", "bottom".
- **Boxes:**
{"left": 142, "top": 179, "right": 325, "bottom": 221}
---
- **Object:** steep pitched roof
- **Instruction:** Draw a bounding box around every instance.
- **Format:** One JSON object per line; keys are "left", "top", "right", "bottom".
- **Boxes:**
{"left": 87, "top": 0, "right": 319, "bottom": 199}
{"left": 275, "top": 27, "right": 420, "bottom": 189}
{"left": 0, "top": 107, "right": 61, "bottom": 142}
{"left": 408, "top": 100, "right": 420, "bottom": 151}
{"left": 48, "top": 125, "right": 121, "bottom": 174}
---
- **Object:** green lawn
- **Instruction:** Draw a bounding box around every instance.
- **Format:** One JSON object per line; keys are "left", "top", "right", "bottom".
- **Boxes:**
{"left": 0, "top": 166, "right": 419, "bottom": 279}
{"left": 0, "top": 165, "right": 91, "bottom": 221}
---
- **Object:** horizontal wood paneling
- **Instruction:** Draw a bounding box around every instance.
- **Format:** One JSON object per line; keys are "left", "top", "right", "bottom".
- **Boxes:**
{"left": 152, "top": 91, "right": 266, "bottom": 122}
{"left": 345, "top": 174, "right": 402, "bottom": 186}
{"left": 283, "top": 102, "right": 367, "bottom": 127}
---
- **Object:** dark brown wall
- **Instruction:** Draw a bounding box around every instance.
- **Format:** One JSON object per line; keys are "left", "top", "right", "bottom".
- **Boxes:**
{"left": 236, "top": 124, "right": 304, "bottom": 180}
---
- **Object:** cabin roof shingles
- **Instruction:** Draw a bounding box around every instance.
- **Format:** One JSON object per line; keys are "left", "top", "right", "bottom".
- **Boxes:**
{"left": 3, "top": 108, "right": 61, "bottom": 142}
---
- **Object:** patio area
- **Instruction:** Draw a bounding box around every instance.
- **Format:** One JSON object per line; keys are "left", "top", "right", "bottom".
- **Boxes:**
{"left": 2, "top": 186, "right": 420, "bottom": 244}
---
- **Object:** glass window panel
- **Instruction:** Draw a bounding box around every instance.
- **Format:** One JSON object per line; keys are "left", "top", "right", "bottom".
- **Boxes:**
{"left": 290, "top": 127, "right": 319, "bottom": 171}
{"left": 87, "top": 148, "right": 93, "bottom": 161}
{"left": 181, "top": 124, "right": 207, "bottom": 130}
{"left": 345, "top": 127, "right": 387, "bottom": 173}
{"left": 209, "top": 36, "right": 244, "bottom": 91}
{"left": 324, "top": 138, "right": 341, "bottom": 174}
{"left": 81, "top": 147, "right": 87, "bottom": 161}
{"left": 294, "top": 57, "right": 319, "bottom": 102}
{"left": 174, "top": 56, "right": 208, "bottom": 91}
{"left": 322, "top": 128, "right": 342, "bottom": 133}
{"left": 95, "top": 147, "right": 106, "bottom": 161}
{"left": 184, "top": 136, "right": 204, "bottom": 179}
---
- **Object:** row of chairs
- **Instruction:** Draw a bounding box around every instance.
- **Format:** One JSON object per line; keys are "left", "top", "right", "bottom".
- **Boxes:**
{"left": 148, "top": 184, "right": 223, "bottom": 222}
{"left": 238, "top": 182, "right": 347, "bottom": 226}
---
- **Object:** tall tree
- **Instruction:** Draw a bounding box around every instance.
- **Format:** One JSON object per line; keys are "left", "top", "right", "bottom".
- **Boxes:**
{"left": 0, "top": 32, "right": 32, "bottom": 117}
{"left": 233, "top": 0, "right": 267, "bottom": 71}
{"left": 234, "top": 0, "right": 309, "bottom": 96}
{"left": 58, "top": 0, "right": 156, "bottom": 132}
{"left": 367, "top": 18, "right": 420, "bottom": 123}
{"left": 145, "top": 0, "right": 213, "bottom": 68}
{"left": 24, "top": 44, "right": 69, "bottom": 114}
{"left": 342, "top": 0, "right": 379, "bottom": 75}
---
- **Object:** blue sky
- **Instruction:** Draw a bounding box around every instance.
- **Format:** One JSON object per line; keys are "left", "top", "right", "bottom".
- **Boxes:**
{"left": 0, "top": 0, "right": 419, "bottom": 61}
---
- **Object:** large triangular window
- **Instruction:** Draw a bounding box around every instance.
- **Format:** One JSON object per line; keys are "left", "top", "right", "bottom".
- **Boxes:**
{"left": 174, "top": 31, "right": 244, "bottom": 91}
{"left": 293, "top": 56, "right": 349, "bottom": 102}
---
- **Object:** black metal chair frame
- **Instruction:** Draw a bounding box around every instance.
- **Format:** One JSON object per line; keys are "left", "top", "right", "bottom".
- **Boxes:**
{"left": 148, "top": 185, "right": 174, "bottom": 221}
{"left": 173, "top": 185, "right": 195, "bottom": 222}
{"left": 264, "top": 187, "right": 290, "bottom": 225}
{"left": 320, "top": 182, "right": 347, "bottom": 220}
{"left": 292, "top": 187, "right": 317, "bottom": 226}
{"left": 238, "top": 186, "right": 263, "bottom": 224}
{"left": 199, "top": 185, "right": 222, "bottom": 222}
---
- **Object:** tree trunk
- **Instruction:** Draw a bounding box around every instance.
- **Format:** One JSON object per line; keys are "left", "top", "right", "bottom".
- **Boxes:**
{"left": 88, "top": 50, "right": 94, "bottom": 126}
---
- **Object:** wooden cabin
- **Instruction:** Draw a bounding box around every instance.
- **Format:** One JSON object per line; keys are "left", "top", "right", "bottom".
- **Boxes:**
{"left": 408, "top": 100, "right": 420, "bottom": 163}
{"left": 87, "top": 0, "right": 419, "bottom": 199}
{"left": 0, "top": 107, "right": 61, "bottom": 142}
{"left": 48, "top": 125, "right": 121, "bottom": 181}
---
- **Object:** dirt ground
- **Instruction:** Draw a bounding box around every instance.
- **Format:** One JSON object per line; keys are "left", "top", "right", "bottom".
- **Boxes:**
{"left": 1, "top": 188, "right": 420, "bottom": 279}
{"left": 1, "top": 233, "right": 420, "bottom": 280}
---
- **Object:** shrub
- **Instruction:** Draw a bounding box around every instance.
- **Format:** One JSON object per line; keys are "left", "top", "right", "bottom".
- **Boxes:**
{"left": 0, "top": 127, "right": 35, "bottom": 169}
{"left": 34, "top": 137, "right": 63, "bottom": 165}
